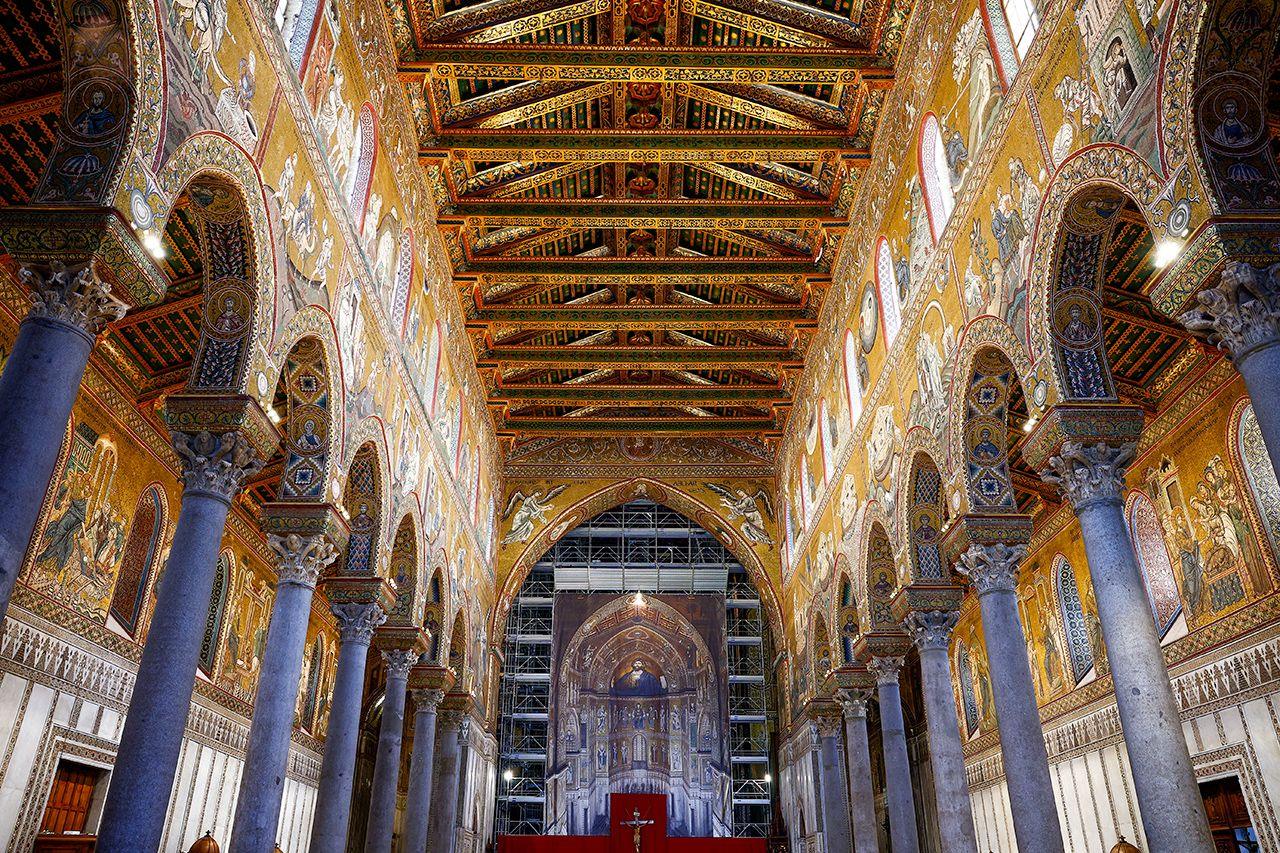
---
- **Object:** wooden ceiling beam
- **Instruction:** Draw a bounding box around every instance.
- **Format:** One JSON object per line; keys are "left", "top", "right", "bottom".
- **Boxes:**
{"left": 496, "top": 416, "right": 781, "bottom": 435}
{"left": 493, "top": 384, "right": 785, "bottom": 404}
{"left": 423, "top": 132, "right": 860, "bottom": 163}
{"left": 462, "top": 258, "right": 817, "bottom": 274}
{"left": 443, "top": 198, "right": 832, "bottom": 227}
{"left": 468, "top": 304, "right": 813, "bottom": 328}
{"left": 476, "top": 345, "right": 803, "bottom": 368}
{"left": 403, "top": 45, "right": 888, "bottom": 75}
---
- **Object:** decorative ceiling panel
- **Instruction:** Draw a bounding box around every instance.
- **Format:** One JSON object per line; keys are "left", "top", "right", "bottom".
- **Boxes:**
{"left": 391, "top": 0, "right": 911, "bottom": 445}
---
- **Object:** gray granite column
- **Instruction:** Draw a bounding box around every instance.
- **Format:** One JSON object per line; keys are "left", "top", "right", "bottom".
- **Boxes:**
{"left": 97, "top": 431, "right": 264, "bottom": 853}
{"left": 868, "top": 656, "right": 920, "bottom": 853}
{"left": 429, "top": 711, "right": 470, "bottom": 853}
{"left": 365, "top": 648, "right": 419, "bottom": 852}
{"left": 904, "top": 611, "right": 978, "bottom": 853}
{"left": 1044, "top": 441, "right": 1213, "bottom": 853}
{"left": 309, "top": 602, "right": 388, "bottom": 853}
{"left": 814, "top": 715, "right": 852, "bottom": 853}
{"left": 957, "top": 543, "right": 1064, "bottom": 853}
{"left": 399, "top": 688, "right": 445, "bottom": 853}
{"left": 1182, "top": 260, "right": 1280, "bottom": 480}
{"left": 0, "top": 262, "right": 125, "bottom": 626}
{"left": 838, "top": 691, "right": 879, "bottom": 853}
{"left": 229, "top": 534, "right": 337, "bottom": 853}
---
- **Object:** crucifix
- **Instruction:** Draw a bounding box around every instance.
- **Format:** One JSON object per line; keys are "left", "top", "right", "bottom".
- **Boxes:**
{"left": 620, "top": 806, "right": 655, "bottom": 853}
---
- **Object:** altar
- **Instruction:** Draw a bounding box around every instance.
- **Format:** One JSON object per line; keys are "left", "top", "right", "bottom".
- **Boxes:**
{"left": 496, "top": 794, "right": 766, "bottom": 853}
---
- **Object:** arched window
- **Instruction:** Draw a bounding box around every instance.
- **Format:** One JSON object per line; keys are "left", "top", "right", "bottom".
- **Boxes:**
{"left": 919, "top": 114, "right": 955, "bottom": 243}
{"left": 838, "top": 575, "right": 856, "bottom": 664}
{"left": 426, "top": 321, "right": 444, "bottom": 416}
{"left": 875, "top": 238, "right": 901, "bottom": 345}
{"left": 843, "top": 331, "right": 863, "bottom": 430}
{"left": 199, "top": 551, "right": 232, "bottom": 674}
{"left": 391, "top": 228, "right": 414, "bottom": 333}
{"left": 1126, "top": 491, "right": 1182, "bottom": 637}
{"left": 982, "top": 0, "right": 1040, "bottom": 87}
{"left": 784, "top": 503, "right": 795, "bottom": 565}
{"left": 1236, "top": 402, "right": 1280, "bottom": 562}
{"left": 817, "top": 400, "right": 836, "bottom": 484}
{"left": 956, "top": 642, "right": 979, "bottom": 737}
{"left": 1053, "top": 556, "right": 1094, "bottom": 683}
{"left": 108, "top": 485, "right": 165, "bottom": 636}
{"left": 349, "top": 106, "right": 377, "bottom": 231}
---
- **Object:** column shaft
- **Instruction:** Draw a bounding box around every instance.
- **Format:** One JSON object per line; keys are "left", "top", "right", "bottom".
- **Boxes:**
{"left": 815, "top": 720, "right": 852, "bottom": 853}
{"left": 870, "top": 659, "right": 920, "bottom": 853}
{"left": 1235, "top": 348, "right": 1280, "bottom": 479}
{"left": 97, "top": 475, "right": 244, "bottom": 850}
{"left": 229, "top": 533, "right": 335, "bottom": 853}
{"left": 429, "top": 714, "right": 468, "bottom": 853}
{"left": 0, "top": 264, "right": 124, "bottom": 625}
{"left": 839, "top": 697, "right": 879, "bottom": 853}
{"left": 365, "top": 651, "right": 417, "bottom": 852}
{"left": 963, "top": 545, "right": 1064, "bottom": 853}
{"left": 309, "top": 603, "right": 386, "bottom": 853}
{"left": 906, "top": 612, "right": 978, "bottom": 853}
{"left": 1079, "top": 499, "right": 1213, "bottom": 850}
{"left": 399, "top": 692, "right": 442, "bottom": 853}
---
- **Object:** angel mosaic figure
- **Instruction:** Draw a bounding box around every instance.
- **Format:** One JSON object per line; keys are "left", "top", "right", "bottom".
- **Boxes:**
{"left": 706, "top": 484, "right": 774, "bottom": 545}
{"left": 501, "top": 485, "right": 568, "bottom": 544}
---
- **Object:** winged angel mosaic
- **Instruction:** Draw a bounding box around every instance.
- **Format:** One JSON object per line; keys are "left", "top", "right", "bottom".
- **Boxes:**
{"left": 501, "top": 485, "right": 568, "bottom": 545}
{"left": 706, "top": 484, "right": 774, "bottom": 545}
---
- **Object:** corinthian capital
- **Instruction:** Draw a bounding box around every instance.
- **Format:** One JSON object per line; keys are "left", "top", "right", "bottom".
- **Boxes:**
{"left": 20, "top": 261, "right": 127, "bottom": 337}
{"left": 837, "top": 689, "right": 870, "bottom": 719}
{"left": 171, "top": 430, "right": 265, "bottom": 501}
{"left": 382, "top": 648, "right": 420, "bottom": 680}
{"left": 813, "top": 714, "right": 843, "bottom": 739}
{"left": 903, "top": 609, "right": 959, "bottom": 652}
{"left": 412, "top": 688, "right": 446, "bottom": 713}
{"left": 332, "top": 601, "right": 387, "bottom": 645}
{"left": 1041, "top": 440, "right": 1135, "bottom": 510}
{"left": 1181, "top": 260, "right": 1280, "bottom": 363}
{"left": 269, "top": 533, "right": 338, "bottom": 589}
{"left": 956, "top": 542, "right": 1026, "bottom": 595}
{"left": 867, "top": 655, "right": 904, "bottom": 685}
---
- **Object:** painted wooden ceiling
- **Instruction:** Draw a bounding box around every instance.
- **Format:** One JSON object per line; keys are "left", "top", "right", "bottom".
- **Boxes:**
{"left": 391, "top": 0, "right": 911, "bottom": 447}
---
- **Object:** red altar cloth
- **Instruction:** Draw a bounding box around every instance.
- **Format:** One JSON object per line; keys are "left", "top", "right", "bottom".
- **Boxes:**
{"left": 498, "top": 794, "right": 766, "bottom": 853}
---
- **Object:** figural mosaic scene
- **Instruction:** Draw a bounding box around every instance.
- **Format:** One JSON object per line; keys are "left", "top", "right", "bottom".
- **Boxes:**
{"left": 0, "top": 0, "right": 1275, "bottom": 850}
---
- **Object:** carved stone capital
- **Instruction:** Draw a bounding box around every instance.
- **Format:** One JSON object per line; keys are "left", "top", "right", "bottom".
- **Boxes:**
{"left": 331, "top": 601, "right": 387, "bottom": 646}
{"left": 867, "top": 655, "right": 904, "bottom": 685}
{"left": 1180, "top": 260, "right": 1280, "bottom": 363}
{"left": 956, "top": 542, "right": 1026, "bottom": 596}
{"left": 171, "top": 430, "right": 265, "bottom": 502}
{"left": 457, "top": 716, "right": 472, "bottom": 744}
{"left": 412, "top": 688, "right": 446, "bottom": 713}
{"left": 837, "top": 689, "right": 871, "bottom": 720}
{"left": 382, "top": 648, "right": 419, "bottom": 681}
{"left": 268, "top": 533, "right": 338, "bottom": 589}
{"left": 1041, "top": 440, "right": 1136, "bottom": 511}
{"left": 902, "top": 609, "right": 959, "bottom": 652}
{"left": 813, "top": 714, "right": 843, "bottom": 739}
{"left": 20, "top": 261, "right": 127, "bottom": 337}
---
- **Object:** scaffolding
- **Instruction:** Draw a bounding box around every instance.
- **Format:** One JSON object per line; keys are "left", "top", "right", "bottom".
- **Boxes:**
{"left": 494, "top": 501, "right": 774, "bottom": 837}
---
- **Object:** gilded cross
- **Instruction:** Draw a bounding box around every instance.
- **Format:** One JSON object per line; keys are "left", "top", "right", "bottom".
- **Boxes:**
{"left": 620, "top": 807, "right": 654, "bottom": 853}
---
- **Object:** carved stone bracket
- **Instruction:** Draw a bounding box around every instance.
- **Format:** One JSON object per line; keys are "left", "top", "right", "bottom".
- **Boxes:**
{"left": 1041, "top": 440, "right": 1137, "bottom": 511}
{"left": 956, "top": 542, "right": 1026, "bottom": 596}
{"left": 19, "top": 261, "right": 127, "bottom": 337}
{"left": 1181, "top": 260, "right": 1280, "bottom": 364}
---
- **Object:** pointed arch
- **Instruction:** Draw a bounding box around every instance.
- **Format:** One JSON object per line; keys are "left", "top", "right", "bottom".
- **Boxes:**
{"left": 199, "top": 549, "right": 233, "bottom": 675}
{"left": 811, "top": 614, "right": 833, "bottom": 684}
{"left": 424, "top": 562, "right": 446, "bottom": 664}
{"left": 386, "top": 514, "right": 422, "bottom": 626}
{"left": 875, "top": 237, "right": 902, "bottom": 345}
{"left": 865, "top": 522, "right": 898, "bottom": 630}
{"left": 108, "top": 484, "right": 167, "bottom": 636}
{"left": 1126, "top": 490, "right": 1182, "bottom": 637}
{"left": 349, "top": 105, "right": 378, "bottom": 230}
{"left": 340, "top": 441, "right": 383, "bottom": 576}
{"left": 391, "top": 228, "right": 415, "bottom": 335}
{"left": 836, "top": 569, "right": 857, "bottom": 664}
{"left": 1052, "top": 555, "right": 1094, "bottom": 683}
{"left": 906, "top": 452, "right": 945, "bottom": 581}
{"left": 959, "top": 346, "right": 1021, "bottom": 511}
{"left": 919, "top": 114, "right": 956, "bottom": 243}
{"left": 276, "top": 336, "right": 335, "bottom": 500}
{"left": 448, "top": 609, "right": 467, "bottom": 681}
